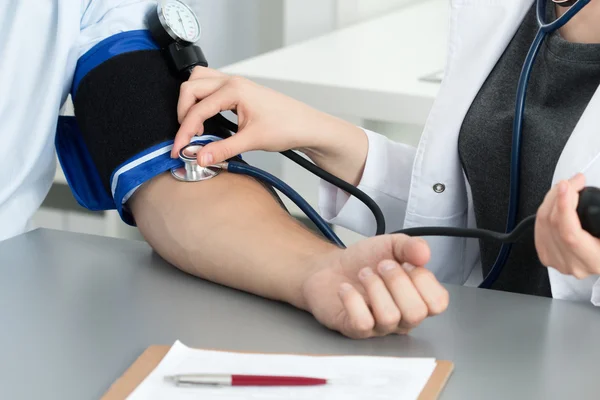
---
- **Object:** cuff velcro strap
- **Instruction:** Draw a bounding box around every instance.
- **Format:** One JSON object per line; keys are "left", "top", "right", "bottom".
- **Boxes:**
{"left": 111, "top": 135, "right": 223, "bottom": 225}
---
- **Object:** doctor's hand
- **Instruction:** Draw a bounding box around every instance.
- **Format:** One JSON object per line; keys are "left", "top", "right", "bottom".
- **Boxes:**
{"left": 535, "top": 173, "right": 600, "bottom": 279}
{"left": 173, "top": 67, "right": 368, "bottom": 185}
{"left": 301, "top": 235, "right": 449, "bottom": 339}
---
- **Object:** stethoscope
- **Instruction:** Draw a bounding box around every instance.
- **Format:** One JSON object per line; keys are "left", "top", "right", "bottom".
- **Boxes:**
{"left": 173, "top": 0, "right": 600, "bottom": 288}
{"left": 475, "top": 0, "right": 593, "bottom": 287}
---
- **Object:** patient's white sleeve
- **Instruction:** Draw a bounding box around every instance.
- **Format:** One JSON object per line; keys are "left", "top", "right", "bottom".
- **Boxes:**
{"left": 318, "top": 129, "right": 416, "bottom": 236}
{"left": 79, "top": 0, "right": 156, "bottom": 55}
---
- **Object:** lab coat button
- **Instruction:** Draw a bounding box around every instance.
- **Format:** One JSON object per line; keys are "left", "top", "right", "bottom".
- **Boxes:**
{"left": 433, "top": 183, "right": 446, "bottom": 193}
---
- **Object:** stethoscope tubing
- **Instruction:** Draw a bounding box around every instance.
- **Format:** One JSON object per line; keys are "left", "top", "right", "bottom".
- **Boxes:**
{"left": 480, "top": 0, "right": 591, "bottom": 288}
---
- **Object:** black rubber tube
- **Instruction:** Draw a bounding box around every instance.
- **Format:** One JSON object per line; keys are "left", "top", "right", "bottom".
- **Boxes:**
{"left": 393, "top": 215, "right": 536, "bottom": 243}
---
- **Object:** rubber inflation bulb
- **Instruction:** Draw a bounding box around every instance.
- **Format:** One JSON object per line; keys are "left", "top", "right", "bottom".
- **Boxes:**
{"left": 577, "top": 187, "right": 600, "bottom": 238}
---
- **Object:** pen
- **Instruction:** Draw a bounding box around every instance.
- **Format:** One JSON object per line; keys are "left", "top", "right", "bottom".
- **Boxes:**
{"left": 164, "top": 374, "right": 328, "bottom": 387}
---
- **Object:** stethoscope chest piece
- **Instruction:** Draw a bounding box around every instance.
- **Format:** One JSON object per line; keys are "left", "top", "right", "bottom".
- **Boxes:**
{"left": 171, "top": 143, "right": 220, "bottom": 182}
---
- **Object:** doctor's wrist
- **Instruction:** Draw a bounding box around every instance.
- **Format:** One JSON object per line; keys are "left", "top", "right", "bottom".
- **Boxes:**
{"left": 301, "top": 121, "right": 368, "bottom": 187}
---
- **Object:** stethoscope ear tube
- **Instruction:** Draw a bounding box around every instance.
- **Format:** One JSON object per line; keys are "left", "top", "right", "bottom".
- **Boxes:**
{"left": 280, "top": 150, "right": 386, "bottom": 235}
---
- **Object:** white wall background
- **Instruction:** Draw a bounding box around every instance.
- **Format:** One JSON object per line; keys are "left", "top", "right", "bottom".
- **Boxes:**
{"left": 188, "top": 0, "right": 263, "bottom": 68}
{"left": 187, "top": 0, "right": 414, "bottom": 65}
{"left": 336, "top": 0, "right": 414, "bottom": 27}
{"left": 282, "top": 0, "right": 337, "bottom": 45}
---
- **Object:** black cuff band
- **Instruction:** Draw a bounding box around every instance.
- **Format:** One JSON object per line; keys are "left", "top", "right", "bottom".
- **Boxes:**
{"left": 73, "top": 50, "right": 231, "bottom": 194}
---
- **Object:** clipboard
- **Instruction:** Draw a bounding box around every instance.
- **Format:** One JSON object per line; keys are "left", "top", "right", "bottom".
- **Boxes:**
{"left": 102, "top": 345, "right": 454, "bottom": 400}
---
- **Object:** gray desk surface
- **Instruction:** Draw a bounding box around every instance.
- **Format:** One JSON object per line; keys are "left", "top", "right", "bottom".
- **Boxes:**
{"left": 1, "top": 229, "right": 598, "bottom": 399}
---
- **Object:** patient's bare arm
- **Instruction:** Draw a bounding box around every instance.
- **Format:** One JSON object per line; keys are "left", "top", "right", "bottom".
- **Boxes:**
{"left": 129, "top": 171, "right": 333, "bottom": 309}
{"left": 128, "top": 171, "right": 449, "bottom": 339}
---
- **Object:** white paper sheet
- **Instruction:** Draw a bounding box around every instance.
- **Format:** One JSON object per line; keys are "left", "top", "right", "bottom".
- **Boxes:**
{"left": 127, "top": 341, "right": 437, "bottom": 400}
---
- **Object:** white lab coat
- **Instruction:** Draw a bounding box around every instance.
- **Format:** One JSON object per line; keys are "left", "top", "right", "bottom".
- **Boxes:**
{"left": 319, "top": 0, "right": 600, "bottom": 306}
{"left": 0, "top": 0, "right": 155, "bottom": 242}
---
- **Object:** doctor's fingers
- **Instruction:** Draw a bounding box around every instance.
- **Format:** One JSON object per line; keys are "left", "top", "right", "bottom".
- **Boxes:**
{"left": 198, "top": 133, "right": 263, "bottom": 167}
{"left": 537, "top": 184, "right": 559, "bottom": 222}
{"left": 535, "top": 202, "right": 574, "bottom": 276}
{"left": 535, "top": 180, "right": 564, "bottom": 264}
{"left": 552, "top": 185, "right": 600, "bottom": 277}
{"left": 177, "top": 77, "right": 229, "bottom": 123}
{"left": 537, "top": 187, "right": 596, "bottom": 278}
{"left": 189, "top": 66, "right": 228, "bottom": 81}
{"left": 536, "top": 188, "right": 570, "bottom": 273}
{"left": 174, "top": 88, "right": 244, "bottom": 158}
{"left": 538, "top": 174, "right": 585, "bottom": 222}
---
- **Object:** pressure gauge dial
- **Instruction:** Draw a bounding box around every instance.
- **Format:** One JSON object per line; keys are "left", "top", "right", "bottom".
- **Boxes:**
{"left": 149, "top": 0, "right": 202, "bottom": 47}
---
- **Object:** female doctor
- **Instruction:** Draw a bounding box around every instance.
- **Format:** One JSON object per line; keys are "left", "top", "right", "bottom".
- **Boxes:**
{"left": 173, "top": 0, "right": 600, "bottom": 305}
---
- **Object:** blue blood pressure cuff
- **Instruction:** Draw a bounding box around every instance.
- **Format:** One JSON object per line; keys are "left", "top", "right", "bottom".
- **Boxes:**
{"left": 56, "top": 30, "right": 240, "bottom": 225}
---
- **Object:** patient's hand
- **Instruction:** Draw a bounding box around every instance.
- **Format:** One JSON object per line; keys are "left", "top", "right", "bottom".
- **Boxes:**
{"left": 302, "top": 235, "right": 449, "bottom": 339}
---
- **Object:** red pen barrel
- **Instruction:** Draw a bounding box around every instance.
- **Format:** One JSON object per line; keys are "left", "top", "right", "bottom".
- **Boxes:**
{"left": 231, "top": 375, "right": 327, "bottom": 386}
